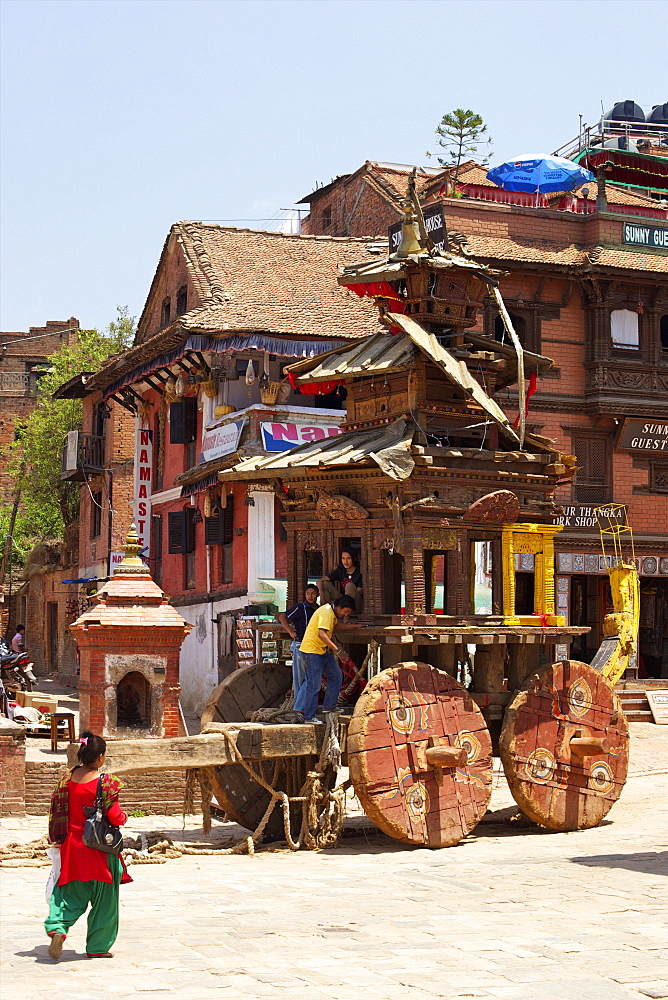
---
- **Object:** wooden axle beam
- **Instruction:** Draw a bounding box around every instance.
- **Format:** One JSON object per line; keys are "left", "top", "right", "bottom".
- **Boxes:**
{"left": 569, "top": 736, "right": 610, "bottom": 758}
{"left": 65, "top": 723, "right": 324, "bottom": 775}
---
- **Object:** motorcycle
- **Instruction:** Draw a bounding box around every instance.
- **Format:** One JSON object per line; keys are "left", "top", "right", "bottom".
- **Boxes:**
{"left": 0, "top": 648, "right": 37, "bottom": 692}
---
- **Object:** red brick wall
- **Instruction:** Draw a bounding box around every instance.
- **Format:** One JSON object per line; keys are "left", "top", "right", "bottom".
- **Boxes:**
{"left": 24, "top": 759, "right": 187, "bottom": 816}
{"left": 0, "top": 722, "right": 26, "bottom": 817}
{"left": 302, "top": 171, "right": 402, "bottom": 239}
{"left": 25, "top": 570, "right": 79, "bottom": 676}
{"left": 137, "top": 241, "right": 200, "bottom": 343}
{"left": 77, "top": 393, "right": 136, "bottom": 575}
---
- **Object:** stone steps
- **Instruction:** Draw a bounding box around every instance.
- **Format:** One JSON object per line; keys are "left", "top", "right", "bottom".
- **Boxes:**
{"left": 616, "top": 686, "right": 661, "bottom": 723}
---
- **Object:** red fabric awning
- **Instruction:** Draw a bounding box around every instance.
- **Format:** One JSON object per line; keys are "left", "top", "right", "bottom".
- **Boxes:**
{"left": 343, "top": 281, "right": 406, "bottom": 313}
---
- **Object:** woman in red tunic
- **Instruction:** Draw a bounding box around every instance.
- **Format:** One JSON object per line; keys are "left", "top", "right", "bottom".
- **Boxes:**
{"left": 45, "top": 731, "right": 131, "bottom": 960}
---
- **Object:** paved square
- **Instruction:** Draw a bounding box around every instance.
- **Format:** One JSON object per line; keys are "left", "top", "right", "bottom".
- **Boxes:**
{"left": 2, "top": 722, "right": 667, "bottom": 1000}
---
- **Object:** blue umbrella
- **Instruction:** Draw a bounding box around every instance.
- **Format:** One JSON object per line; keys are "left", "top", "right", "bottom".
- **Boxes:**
{"left": 487, "top": 154, "right": 594, "bottom": 197}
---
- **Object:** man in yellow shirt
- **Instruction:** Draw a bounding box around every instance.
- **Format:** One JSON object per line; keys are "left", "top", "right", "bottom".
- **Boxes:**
{"left": 295, "top": 595, "right": 355, "bottom": 723}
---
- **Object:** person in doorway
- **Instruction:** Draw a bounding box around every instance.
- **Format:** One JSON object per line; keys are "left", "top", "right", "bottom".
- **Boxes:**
{"left": 11, "top": 625, "right": 25, "bottom": 653}
{"left": 45, "top": 731, "right": 131, "bottom": 960}
{"left": 319, "top": 550, "right": 363, "bottom": 611}
{"left": 276, "top": 585, "right": 320, "bottom": 697}
{"left": 294, "top": 595, "right": 355, "bottom": 723}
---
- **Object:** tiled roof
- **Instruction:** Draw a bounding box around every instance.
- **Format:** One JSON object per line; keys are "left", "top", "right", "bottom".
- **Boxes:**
{"left": 76, "top": 226, "right": 384, "bottom": 396}
{"left": 172, "top": 223, "right": 382, "bottom": 341}
{"left": 448, "top": 232, "right": 668, "bottom": 273}
{"left": 586, "top": 246, "right": 668, "bottom": 272}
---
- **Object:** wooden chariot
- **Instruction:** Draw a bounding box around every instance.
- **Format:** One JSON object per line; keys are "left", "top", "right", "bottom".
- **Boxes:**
{"left": 88, "top": 192, "right": 633, "bottom": 850}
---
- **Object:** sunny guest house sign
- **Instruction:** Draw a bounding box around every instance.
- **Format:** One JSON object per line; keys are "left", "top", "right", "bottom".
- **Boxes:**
{"left": 622, "top": 224, "right": 668, "bottom": 250}
{"left": 618, "top": 418, "right": 668, "bottom": 452}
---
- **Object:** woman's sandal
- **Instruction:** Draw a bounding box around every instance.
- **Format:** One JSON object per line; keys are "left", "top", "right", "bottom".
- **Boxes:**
{"left": 47, "top": 933, "right": 65, "bottom": 960}
{"left": 87, "top": 952, "right": 114, "bottom": 958}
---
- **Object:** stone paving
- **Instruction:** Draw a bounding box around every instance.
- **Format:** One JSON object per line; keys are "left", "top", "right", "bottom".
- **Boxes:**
{"left": 1, "top": 723, "right": 667, "bottom": 1000}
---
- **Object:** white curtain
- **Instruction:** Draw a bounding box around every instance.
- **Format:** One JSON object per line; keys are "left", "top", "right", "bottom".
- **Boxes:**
{"left": 611, "top": 309, "right": 639, "bottom": 349}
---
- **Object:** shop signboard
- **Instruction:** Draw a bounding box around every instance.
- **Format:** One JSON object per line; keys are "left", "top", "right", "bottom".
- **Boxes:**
{"left": 108, "top": 551, "right": 124, "bottom": 575}
{"left": 133, "top": 425, "right": 152, "bottom": 562}
{"left": 622, "top": 223, "right": 668, "bottom": 249}
{"left": 64, "top": 430, "right": 79, "bottom": 471}
{"left": 554, "top": 503, "right": 625, "bottom": 529}
{"left": 618, "top": 418, "right": 668, "bottom": 453}
{"left": 261, "top": 421, "right": 344, "bottom": 453}
{"left": 199, "top": 419, "right": 245, "bottom": 464}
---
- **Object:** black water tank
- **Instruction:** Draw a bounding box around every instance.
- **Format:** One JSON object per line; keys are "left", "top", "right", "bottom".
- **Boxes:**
{"left": 604, "top": 100, "right": 645, "bottom": 126}
{"left": 647, "top": 103, "right": 668, "bottom": 124}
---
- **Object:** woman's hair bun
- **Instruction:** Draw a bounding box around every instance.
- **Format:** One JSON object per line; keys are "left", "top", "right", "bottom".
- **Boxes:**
{"left": 77, "top": 730, "right": 107, "bottom": 767}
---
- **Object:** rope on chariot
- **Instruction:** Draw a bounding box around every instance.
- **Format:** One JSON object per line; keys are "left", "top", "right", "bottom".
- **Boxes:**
{"left": 216, "top": 712, "right": 349, "bottom": 853}
{"left": 248, "top": 693, "right": 295, "bottom": 724}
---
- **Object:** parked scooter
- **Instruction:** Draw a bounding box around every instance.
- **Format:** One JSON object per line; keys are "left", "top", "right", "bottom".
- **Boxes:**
{"left": 0, "top": 646, "right": 37, "bottom": 692}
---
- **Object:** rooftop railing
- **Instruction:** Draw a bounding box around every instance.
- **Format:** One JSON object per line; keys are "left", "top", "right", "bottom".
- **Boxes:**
{"left": 554, "top": 117, "right": 668, "bottom": 161}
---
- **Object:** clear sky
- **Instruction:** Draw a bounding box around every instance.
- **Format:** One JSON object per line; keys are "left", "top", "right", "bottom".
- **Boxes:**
{"left": 1, "top": 0, "right": 665, "bottom": 333}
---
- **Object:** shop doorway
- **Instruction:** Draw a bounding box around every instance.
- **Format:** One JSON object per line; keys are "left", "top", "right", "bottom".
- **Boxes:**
{"left": 639, "top": 578, "right": 668, "bottom": 679}
{"left": 424, "top": 551, "right": 448, "bottom": 614}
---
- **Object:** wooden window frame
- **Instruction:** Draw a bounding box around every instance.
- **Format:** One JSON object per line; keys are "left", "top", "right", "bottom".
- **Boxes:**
{"left": 571, "top": 432, "right": 612, "bottom": 504}
{"left": 90, "top": 491, "right": 102, "bottom": 539}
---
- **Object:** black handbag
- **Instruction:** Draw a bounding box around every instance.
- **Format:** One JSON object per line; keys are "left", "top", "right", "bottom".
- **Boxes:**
{"left": 83, "top": 777, "right": 123, "bottom": 855}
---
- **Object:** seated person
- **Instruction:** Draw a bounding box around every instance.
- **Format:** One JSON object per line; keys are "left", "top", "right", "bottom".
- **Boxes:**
{"left": 275, "top": 585, "right": 320, "bottom": 698}
{"left": 319, "top": 550, "right": 362, "bottom": 612}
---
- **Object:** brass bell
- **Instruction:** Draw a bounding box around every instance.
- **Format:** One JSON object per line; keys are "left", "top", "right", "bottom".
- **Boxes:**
{"left": 395, "top": 197, "right": 423, "bottom": 258}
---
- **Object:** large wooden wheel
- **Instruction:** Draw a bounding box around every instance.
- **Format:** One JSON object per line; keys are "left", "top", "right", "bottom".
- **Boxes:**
{"left": 499, "top": 660, "right": 629, "bottom": 831}
{"left": 347, "top": 662, "right": 493, "bottom": 848}
{"left": 200, "top": 662, "right": 330, "bottom": 840}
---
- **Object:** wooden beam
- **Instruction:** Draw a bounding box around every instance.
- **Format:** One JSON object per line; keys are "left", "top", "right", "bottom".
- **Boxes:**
{"left": 65, "top": 724, "right": 323, "bottom": 775}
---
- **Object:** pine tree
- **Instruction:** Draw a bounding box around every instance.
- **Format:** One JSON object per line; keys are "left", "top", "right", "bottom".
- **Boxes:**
{"left": 427, "top": 108, "right": 492, "bottom": 192}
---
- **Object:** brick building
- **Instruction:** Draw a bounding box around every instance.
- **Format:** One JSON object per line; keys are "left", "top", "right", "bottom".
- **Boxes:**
{"left": 61, "top": 224, "right": 380, "bottom": 713}
{"left": 0, "top": 318, "right": 80, "bottom": 643}
{"left": 299, "top": 161, "right": 441, "bottom": 238}
{"left": 0, "top": 318, "right": 80, "bottom": 503}
{"left": 299, "top": 161, "right": 668, "bottom": 678}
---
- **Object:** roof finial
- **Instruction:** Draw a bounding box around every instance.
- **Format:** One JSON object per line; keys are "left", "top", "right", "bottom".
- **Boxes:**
{"left": 114, "top": 523, "right": 148, "bottom": 576}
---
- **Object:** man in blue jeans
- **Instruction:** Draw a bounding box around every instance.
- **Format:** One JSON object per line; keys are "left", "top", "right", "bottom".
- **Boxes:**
{"left": 294, "top": 595, "right": 355, "bottom": 724}
{"left": 275, "top": 584, "right": 320, "bottom": 697}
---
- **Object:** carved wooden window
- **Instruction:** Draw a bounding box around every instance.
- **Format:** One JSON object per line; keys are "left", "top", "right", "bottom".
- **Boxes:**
{"left": 572, "top": 435, "right": 612, "bottom": 504}
{"left": 650, "top": 463, "right": 668, "bottom": 493}
{"left": 660, "top": 314, "right": 668, "bottom": 352}
{"left": 494, "top": 313, "right": 527, "bottom": 346}
{"left": 176, "top": 285, "right": 188, "bottom": 316}
{"left": 322, "top": 205, "right": 332, "bottom": 229}
{"left": 610, "top": 309, "right": 639, "bottom": 350}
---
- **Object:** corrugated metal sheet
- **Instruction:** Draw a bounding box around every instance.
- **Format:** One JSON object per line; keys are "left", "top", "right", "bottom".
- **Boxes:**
{"left": 218, "top": 418, "right": 415, "bottom": 482}
{"left": 290, "top": 331, "right": 415, "bottom": 383}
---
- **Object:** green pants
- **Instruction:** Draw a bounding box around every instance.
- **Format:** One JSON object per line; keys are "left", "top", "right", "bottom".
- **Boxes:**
{"left": 45, "top": 855, "right": 121, "bottom": 955}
